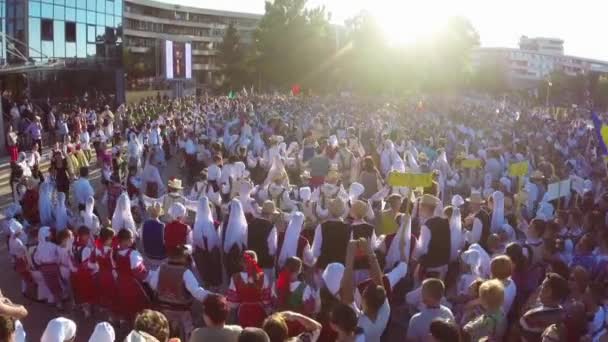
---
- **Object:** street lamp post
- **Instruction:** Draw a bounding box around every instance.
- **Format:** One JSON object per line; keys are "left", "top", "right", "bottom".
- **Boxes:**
{"left": 545, "top": 80, "right": 552, "bottom": 106}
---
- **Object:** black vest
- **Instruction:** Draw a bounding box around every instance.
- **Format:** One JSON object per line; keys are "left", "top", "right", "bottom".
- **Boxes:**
{"left": 247, "top": 217, "right": 275, "bottom": 268}
{"left": 351, "top": 223, "right": 375, "bottom": 269}
{"left": 476, "top": 210, "right": 491, "bottom": 250}
{"left": 420, "top": 217, "right": 451, "bottom": 268}
{"left": 316, "top": 220, "right": 350, "bottom": 269}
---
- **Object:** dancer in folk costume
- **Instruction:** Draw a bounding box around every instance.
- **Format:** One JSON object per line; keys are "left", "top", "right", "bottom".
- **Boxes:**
{"left": 38, "top": 180, "right": 55, "bottom": 226}
{"left": 77, "top": 196, "right": 101, "bottom": 237}
{"left": 312, "top": 198, "right": 351, "bottom": 271}
{"left": 114, "top": 228, "right": 151, "bottom": 322}
{"left": 192, "top": 196, "right": 223, "bottom": 288}
{"left": 164, "top": 203, "right": 192, "bottom": 256}
{"left": 70, "top": 226, "right": 98, "bottom": 318}
{"left": 148, "top": 245, "right": 211, "bottom": 339}
{"left": 275, "top": 256, "right": 318, "bottom": 315}
{"left": 314, "top": 168, "right": 346, "bottom": 220}
{"left": 247, "top": 201, "right": 279, "bottom": 281}
{"left": 8, "top": 219, "right": 37, "bottom": 300}
{"left": 96, "top": 228, "right": 117, "bottom": 316}
{"left": 21, "top": 178, "right": 40, "bottom": 225}
{"left": 226, "top": 250, "right": 272, "bottom": 328}
{"left": 33, "top": 226, "right": 64, "bottom": 308}
{"left": 223, "top": 199, "right": 249, "bottom": 277}
{"left": 141, "top": 152, "right": 164, "bottom": 198}
{"left": 349, "top": 200, "right": 378, "bottom": 283}
{"left": 112, "top": 192, "right": 137, "bottom": 236}
{"left": 54, "top": 192, "right": 70, "bottom": 232}
{"left": 276, "top": 211, "right": 314, "bottom": 270}
{"left": 143, "top": 178, "right": 196, "bottom": 222}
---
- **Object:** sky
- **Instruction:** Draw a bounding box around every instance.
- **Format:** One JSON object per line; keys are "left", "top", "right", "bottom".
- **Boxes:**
{"left": 158, "top": 0, "right": 608, "bottom": 61}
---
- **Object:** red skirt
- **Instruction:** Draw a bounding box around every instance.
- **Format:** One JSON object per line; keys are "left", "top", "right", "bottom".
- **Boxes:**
{"left": 115, "top": 274, "right": 151, "bottom": 320}
{"left": 8, "top": 146, "right": 18, "bottom": 163}
{"left": 39, "top": 263, "right": 63, "bottom": 301}
{"left": 238, "top": 302, "right": 267, "bottom": 328}
{"left": 71, "top": 268, "right": 97, "bottom": 305}
{"left": 15, "top": 258, "right": 37, "bottom": 299}
{"left": 97, "top": 268, "right": 117, "bottom": 310}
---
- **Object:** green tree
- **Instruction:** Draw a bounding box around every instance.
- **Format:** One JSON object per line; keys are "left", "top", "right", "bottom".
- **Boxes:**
{"left": 254, "top": 0, "right": 333, "bottom": 90}
{"left": 217, "top": 23, "right": 249, "bottom": 90}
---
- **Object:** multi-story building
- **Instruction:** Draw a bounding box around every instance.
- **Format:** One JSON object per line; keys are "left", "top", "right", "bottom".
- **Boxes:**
{"left": 473, "top": 36, "right": 608, "bottom": 88}
{"left": 122, "top": 0, "right": 261, "bottom": 85}
{"left": 0, "top": 0, "right": 124, "bottom": 101}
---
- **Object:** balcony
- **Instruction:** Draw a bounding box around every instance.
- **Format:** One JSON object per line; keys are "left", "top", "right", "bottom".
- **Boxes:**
{"left": 124, "top": 11, "right": 257, "bottom": 33}
{"left": 124, "top": 28, "right": 223, "bottom": 42}
{"left": 193, "top": 49, "right": 218, "bottom": 56}
{"left": 193, "top": 63, "right": 219, "bottom": 71}
{"left": 127, "top": 46, "right": 151, "bottom": 53}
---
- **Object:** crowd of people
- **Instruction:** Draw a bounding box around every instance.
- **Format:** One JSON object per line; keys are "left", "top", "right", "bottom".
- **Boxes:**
{"left": 1, "top": 91, "right": 608, "bottom": 342}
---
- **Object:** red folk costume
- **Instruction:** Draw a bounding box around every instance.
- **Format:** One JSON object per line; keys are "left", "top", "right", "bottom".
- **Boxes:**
{"left": 114, "top": 248, "right": 151, "bottom": 320}
{"left": 8, "top": 221, "right": 37, "bottom": 299}
{"left": 22, "top": 188, "right": 40, "bottom": 225}
{"left": 33, "top": 227, "right": 64, "bottom": 303}
{"left": 164, "top": 220, "right": 190, "bottom": 255}
{"left": 96, "top": 245, "right": 117, "bottom": 311}
{"left": 226, "top": 253, "right": 272, "bottom": 328}
{"left": 70, "top": 241, "right": 97, "bottom": 305}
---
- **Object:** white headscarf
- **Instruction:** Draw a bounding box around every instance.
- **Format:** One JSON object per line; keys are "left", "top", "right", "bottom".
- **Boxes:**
{"left": 54, "top": 192, "right": 69, "bottom": 231}
{"left": 404, "top": 151, "right": 420, "bottom": 172}
{"left": 8, "top": 219, "right": 25, "bottom": 257}
{"left": 168, "top": 202, "right": 187, "bottom": 221}
{"left": 127, "top": 132, "right": 143, "bottom": 160}
{"left": 111, "top": 192, "right": 137, "bottom": 234}
{"left": 194, "top": 197, "right": 219, "bottom": 250}
{"left": 88, "top": 322, "right": 115, "bottom": 342}
{"left": 461, "top": 249, "right": 482, "bottom": 277}
{"left": 81, "top": 196, "right": 100, "bottom": 234}
{"left": 39, "top": 180, "right": 54, "bottom": 226}
{"left": 385, "top": 214, "right": 412, "bottom": 270}
{"left": 223, "top": 199, "right": 248, "bottom": 253}
{"left": 490, "top": 191, "right": 505, "bottom": 233}
{"left": 450, "top": 195, "right": 465, "bottom": 262}
{"left": 278, "top": 212, "right": 304, "bottom": 268}
{"left": 322, "top": 262, "right": 345, "bottom": 297}
{"left": 41, "top": 317, "right": 77, "bottom": 342}
{"left": 468, "top": 243, "right": 491, "bottom": 278}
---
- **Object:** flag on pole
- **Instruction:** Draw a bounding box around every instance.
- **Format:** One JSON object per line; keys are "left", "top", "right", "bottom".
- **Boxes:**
{"left": 228, "top": 91, "right": 236, "bottom": 99}
{"left": 591, "top": 111, "right": 608, "bottom": 156}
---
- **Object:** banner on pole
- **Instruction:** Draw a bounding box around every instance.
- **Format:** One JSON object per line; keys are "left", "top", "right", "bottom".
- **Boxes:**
{"left": 461, "top": 159, "right": 482, "bottom": 169}
{"left": 508, "top": 161, "right": 529, "bottom": 177}
{"left": 387, "top": 172, "right": 433, "bottom": 188}
{"left": 546, "top": 179, "right": 571, "bottom": 201}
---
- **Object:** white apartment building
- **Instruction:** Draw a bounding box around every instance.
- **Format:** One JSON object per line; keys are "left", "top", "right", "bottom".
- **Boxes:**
{"left": 123, "top": 0, "right": 261, "bottom": 85}
{"left": 473, "top": 36, "right": 608, "bottom": 88}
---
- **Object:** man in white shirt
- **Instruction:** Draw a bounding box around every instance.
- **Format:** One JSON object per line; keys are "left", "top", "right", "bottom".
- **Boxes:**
{"left": 406, "top": 278, "right": 455, "bottom": 342}
{"left": 73, "top": 167, "right": 95, "bottom": 212}
{"left": 357, "top": 285, "right": 391, "bottom": 342}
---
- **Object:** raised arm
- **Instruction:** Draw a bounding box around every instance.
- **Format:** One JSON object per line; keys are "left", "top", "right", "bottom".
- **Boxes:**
{"left": 339, "top": 240, "right": 357, "bottom": 304}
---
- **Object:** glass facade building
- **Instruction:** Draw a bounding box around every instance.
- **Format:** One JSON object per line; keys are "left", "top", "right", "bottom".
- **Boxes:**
{"left": 27, "top": 0, "right": 122, "bottom": 61}
{"left": 1, "top": 0, "right": 122, "bottom": 62}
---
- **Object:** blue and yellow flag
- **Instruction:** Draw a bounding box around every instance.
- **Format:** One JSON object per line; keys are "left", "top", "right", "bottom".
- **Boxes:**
{"left": 591, "top": 111, "right": 608, "bottom": 155}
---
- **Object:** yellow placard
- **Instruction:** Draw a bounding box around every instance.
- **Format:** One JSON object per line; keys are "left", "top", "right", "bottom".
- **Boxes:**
{"left": 387, "top": 172, "right": 433, "bottom": 188}
{"left": 509, "top": 161, "right": 529, "bottom": 177}
{"left": 461, "top": 159, "right": 482, "bottom": 169}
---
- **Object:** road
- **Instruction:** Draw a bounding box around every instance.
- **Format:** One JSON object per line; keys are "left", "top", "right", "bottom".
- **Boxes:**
{"left": 0, "top": 148, "right": 190, "bottom": 341}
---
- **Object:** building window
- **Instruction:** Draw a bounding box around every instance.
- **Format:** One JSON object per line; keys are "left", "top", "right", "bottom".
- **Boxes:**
{"left": 53, "top": 5, "right": 64, "bottom": 20}
{"left": 65, "top": 21, "right": 76, "bottom": 41}
{"left": 87, "top": 24, "right": 95, "bottom": 42}
{"left": 41, "top": 2, "right": 53, "bottom": 18}
{"left": 29, "top": 1, "right": 41, "bottom": 17}
{"left": 41, "top": 19, "right": 54, "bottom": 41}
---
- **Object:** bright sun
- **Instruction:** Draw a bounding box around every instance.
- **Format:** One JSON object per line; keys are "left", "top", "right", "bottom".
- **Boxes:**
{"left": 369, "top": 1, "right": 448, "bottom": 45}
